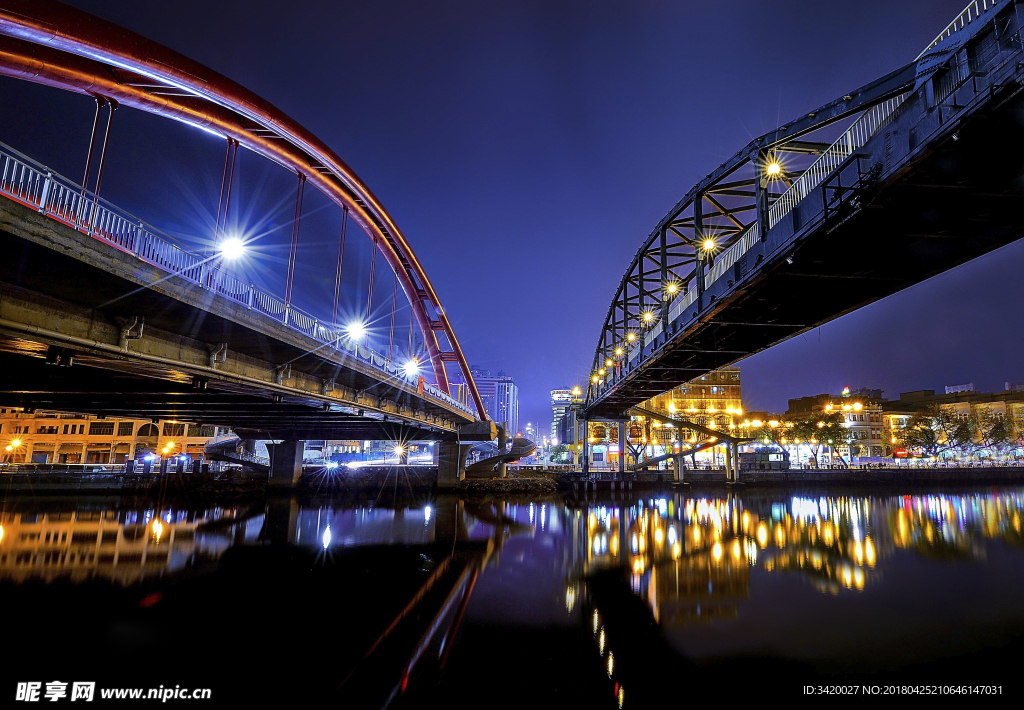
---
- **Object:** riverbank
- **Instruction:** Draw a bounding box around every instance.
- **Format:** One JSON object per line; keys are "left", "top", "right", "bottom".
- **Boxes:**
{"left": 3, "top": 465, "right": 1024, "bottom": 496}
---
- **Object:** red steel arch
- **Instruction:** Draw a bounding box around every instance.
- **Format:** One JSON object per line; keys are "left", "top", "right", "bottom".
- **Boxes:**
{"left": 0, "top": 0, "right": 487, "bottom": 420}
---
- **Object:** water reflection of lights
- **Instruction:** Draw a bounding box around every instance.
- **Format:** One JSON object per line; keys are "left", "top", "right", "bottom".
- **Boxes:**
{"left": 577, "top": 492, "right": 1024, "bottom": 630}
{"left": 322, "top": 525, "right": 331, "bottom": 549}
{"left": 565, "top": 586, "right": 576, "bottom": 613}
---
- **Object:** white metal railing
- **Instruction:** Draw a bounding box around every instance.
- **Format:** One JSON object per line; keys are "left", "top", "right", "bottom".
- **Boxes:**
{"left": 0, "top": 140, "right": 474, "bottom": 417}
{"left": 918, "top": 0, "right": 1001, "bottom": 59}
{"left": 697, "top": 92, "right": 907, "bottom": 297}
{"left": 668, "top": 287, "right": 698, "bottom": 321}
{"left": 704, "top": 223, "right": 760, "bottom": 289}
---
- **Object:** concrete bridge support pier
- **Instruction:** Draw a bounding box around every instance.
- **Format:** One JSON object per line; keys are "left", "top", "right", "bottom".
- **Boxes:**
{"left": 496, "top": 424, "right": 507, "bottom": 479}
{"left": 618, "top": 422, "right": 626, "bottom": 478}
{"left": 673, "top": 454, "right": 684, "bottom": 484}
{"left": 437, "top": 442, "right": 472, "bottom": 489}
{"left": 267, "top": 440, "right": 304, "bottom": 488}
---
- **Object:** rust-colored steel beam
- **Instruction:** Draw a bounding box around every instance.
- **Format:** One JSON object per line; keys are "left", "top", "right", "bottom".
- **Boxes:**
{"left": 0, "top": 0, "right": 486, "bottom": 420}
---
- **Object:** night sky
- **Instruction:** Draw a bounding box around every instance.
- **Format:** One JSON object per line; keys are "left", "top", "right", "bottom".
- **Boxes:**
{"left": 4, "top": 0, "right": 1019, "bottom": 430}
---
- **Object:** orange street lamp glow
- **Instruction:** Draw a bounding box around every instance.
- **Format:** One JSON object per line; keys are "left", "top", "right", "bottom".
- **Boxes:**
{"left": 605, "top": 358, "right": 613, "bottom": 367}
{"left": 614, "top": 347, "right": 623, "bottom": 356}
{"left": 702, "top": 238, "right": 716, "bottom": 252}
{"left": 665, "top": 282, "right": 678, "bottom": 294}
{"left": 626, "top": 333, "right": 636, "bottom": 342}
{"left": 765, "top": 161, "right": 782, "bottom": 177}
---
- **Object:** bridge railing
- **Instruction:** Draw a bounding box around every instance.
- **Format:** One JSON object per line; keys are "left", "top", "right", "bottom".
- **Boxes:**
{"left": 699, "top": 92, "right": 908, "bottom": 298}
{"left": 918, "top": 0, "right": 1002, "bottom": 59}
{"left": 0, "top": 140, "right": 474, "bottom": 417}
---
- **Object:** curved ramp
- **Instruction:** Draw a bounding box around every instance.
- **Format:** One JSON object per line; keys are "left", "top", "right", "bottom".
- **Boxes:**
{"left": 204, "top": 435, "right": 270, "bottom": 472}
{"left": 465, "top": 437, "right": 537, "bottom": 478}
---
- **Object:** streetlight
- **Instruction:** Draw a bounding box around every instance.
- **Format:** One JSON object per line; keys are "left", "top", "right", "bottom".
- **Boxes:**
{"left": 571, "top": 386, "right": 581, "bottom": 396}
{"left": 765, "top": 161, "right": 782, "bottom": 178}
{"left": 665, "top": 282, "right": 678, "bottom": 295}
{"left": 626, "top": 333, "right": 636, "bottom": 342}
{"left": 402, "top": 357, "right": 420, "bottom": 377}
{"left": 605, "top": 358, "right": 613, "bottom": 367}
{"left": 642, "top": 311, "right": 654, "bottom": 323}
{"left": 345, "top": 321, "right": 366, "bottom": 341}
{"left": 219, "top": 236, "right": 246, "bottom": 260}
{"left": 614, "top": 347, "right": 623, "bottom": 356}
{"left": 702, "top": 238, "right": 716, "bottom": 253}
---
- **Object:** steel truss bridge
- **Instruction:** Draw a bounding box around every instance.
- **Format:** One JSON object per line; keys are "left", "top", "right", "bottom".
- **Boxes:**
{"left": 0, "top": 0, "right": 493, "bottom": 455}
{"left": 585, "top": 0, "right": 1024, "bottom": 421}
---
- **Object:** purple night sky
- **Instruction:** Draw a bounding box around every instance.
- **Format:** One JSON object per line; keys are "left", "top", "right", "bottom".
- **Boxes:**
{"left": 3, "top": 0, "right": 1019, "bottom": 429}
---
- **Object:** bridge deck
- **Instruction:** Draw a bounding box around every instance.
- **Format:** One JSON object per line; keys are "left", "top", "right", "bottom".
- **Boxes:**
{"left": 0, "top": 196, "right": 473, "bottom": 438}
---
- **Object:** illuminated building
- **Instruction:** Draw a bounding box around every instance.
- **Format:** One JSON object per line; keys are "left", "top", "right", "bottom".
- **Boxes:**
{"left": 0, "top": 407, "right": 229, "bottom": 464}
{"left": 786, "top": 387, "right": 886, "bottom": 460}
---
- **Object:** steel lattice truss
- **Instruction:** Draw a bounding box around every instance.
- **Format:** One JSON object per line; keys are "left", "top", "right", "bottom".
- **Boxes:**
{"left": 585, "top": 59, "right": 924, "bottom": 405}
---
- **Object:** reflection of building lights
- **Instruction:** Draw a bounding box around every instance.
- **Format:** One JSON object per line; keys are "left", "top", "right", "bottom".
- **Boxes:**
{"left": 865, "top": 537, "right": 876, "bottom": 566}
{"left": 654, "top": 528, "right": 664, "bottom": 545}
{"left": 732, "top": 539, "right": 741, "bottom": 559}
{"left": 593, "top": 610, "right": 600, "bottom": 633}
{"left": 607, "top": 652, "right": 614, "bottom": 676}
{"left": 424, "top": 505, "right": 432, "bottom": 524}
{"left": 322, "top": 525, "right": 331, "bottom": 549}
{"left": 599, "top": 629, "right": 606, "bottom": 653}
{"left": 672, "top": 542, "right": 681, "bottom": 559}
{"left": 711, "top": 541, "right": 723, "bottom": 561}
{"left": 565, "top": 586, "right": 576, "bottom": 613}
{"left": 151, "top": 519, "right": 163, "bottom": 542}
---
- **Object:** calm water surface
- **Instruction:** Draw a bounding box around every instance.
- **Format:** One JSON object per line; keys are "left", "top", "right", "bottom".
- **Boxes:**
{"left": 2, "top": 485, "right": 1022, "bottom": 705}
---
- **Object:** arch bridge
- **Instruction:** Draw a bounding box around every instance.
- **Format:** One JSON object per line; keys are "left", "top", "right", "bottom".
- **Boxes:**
{"left": 585, "top": 0, "right": 1024, "bottom": 428}
{"left": 0, "top": 0, "right": 496, "bottom": 484}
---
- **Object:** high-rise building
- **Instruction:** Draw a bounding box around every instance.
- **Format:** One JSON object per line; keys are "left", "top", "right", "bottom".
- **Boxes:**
{"left": 470, "top": 367, "right": 519, "bottom": 435}
{"left": 550, "top": 388, "right": 572, "bottom": 440}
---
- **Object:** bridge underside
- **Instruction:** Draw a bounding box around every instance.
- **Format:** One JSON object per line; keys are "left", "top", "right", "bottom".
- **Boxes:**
{"left": 587, "top": 83, "right": 1024, "bottom": 419}
{"left": 0, "top": 198, "right": 469, "bottom": 440}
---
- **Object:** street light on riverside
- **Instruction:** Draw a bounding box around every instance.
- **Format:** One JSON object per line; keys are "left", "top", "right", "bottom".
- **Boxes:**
{"left": 702, "top": 238, "right": 716, "bottom": 253}
{"left": 765, "top": 161, "right": 782, "bottom": 178}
